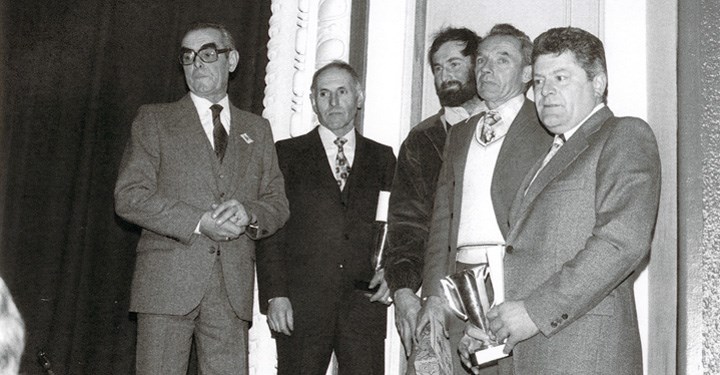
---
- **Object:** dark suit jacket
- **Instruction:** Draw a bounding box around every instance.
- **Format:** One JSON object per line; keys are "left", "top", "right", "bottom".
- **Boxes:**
{"left": 423, "top": 98, "right": 552, "bottom": 298}
{"left": 505, "top": 107, "right": 661, "bottom": 374}
{"left": 384, "top": 111, "right": 448, "bottom": 294}
{"left": 114, "top": 94, "right": 289, "bottom": 321}
{"left": 256, "top": 127, "right": 396, "bottom": 337}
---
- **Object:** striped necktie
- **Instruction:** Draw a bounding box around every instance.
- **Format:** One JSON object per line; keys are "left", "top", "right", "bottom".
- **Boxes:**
{"left": 210, "top": 104, "right": 228, "bottom": 162}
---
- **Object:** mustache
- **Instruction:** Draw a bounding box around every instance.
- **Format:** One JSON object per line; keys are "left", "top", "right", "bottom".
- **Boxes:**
{"left": 440, "top": 80, "right": 463, "bottom": 91}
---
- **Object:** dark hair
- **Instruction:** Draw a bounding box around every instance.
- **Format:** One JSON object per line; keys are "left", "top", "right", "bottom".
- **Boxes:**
{"left": 532, "top": 26, "right": 608, "bottom": 102}
{"left": 427, "top": 27, "right": 481, "bottom": 66}
{"left": 183, "top": 22, "right": 236, "bottom": 50}
{"left": 311, "top": 60, "right": 362, "bottom": 94}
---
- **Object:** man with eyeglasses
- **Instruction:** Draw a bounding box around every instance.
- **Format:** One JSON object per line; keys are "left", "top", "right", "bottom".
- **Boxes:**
{"left": 115, "top": 22, "right": 289, "bottom": 374}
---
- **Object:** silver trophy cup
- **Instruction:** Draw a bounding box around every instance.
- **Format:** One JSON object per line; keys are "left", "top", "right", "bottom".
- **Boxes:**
{"left": 440, "top": 244, "right": 508, "bottom": 366}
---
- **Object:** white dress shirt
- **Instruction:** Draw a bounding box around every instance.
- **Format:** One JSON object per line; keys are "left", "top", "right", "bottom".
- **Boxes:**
{"left": 190, "top": 93, "right": 231, "bottom": 149}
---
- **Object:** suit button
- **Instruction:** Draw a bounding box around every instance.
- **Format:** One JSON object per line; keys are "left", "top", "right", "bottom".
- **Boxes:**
{"left": 220, "top": 192, "right": 225, "bottom": 198}
{"left": 450, "top": 213, "right": 453, "bottom": 219}
{"left": 561, "top": 313, "right": 568, "bottom": 320}
{"left": 208, "top": 246, "right": 216, "bottom": 254}
{"left": 506, "top": 246, "right": 514, "bottom": 254}
{"left": 344, "top": 234, "right": 350, "bottom": 240}
{"left": 550, "top": 321, "right": 558, "bottom": 328}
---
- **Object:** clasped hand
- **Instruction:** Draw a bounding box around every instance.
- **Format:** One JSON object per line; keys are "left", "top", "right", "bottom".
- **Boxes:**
{"left": 199, "top": 199, "right": 251, "bottom": 241}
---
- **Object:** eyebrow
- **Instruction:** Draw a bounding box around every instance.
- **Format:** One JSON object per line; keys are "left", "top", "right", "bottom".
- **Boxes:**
{"left": 181, "top": 42, "right": 219, "bottom": 51}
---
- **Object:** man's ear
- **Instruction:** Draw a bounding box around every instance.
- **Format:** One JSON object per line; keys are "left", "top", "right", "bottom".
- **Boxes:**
{"left": 228, "top": 50, "right": 240, "bottom": 73}
{"left": 356, "top": 90, "right": 365, "bottom": 109}
{"left": 592, "top": 72, "right": 607, "bottom": 99}
{"left": 521, "top": 65, "right": 532, "bottom": 84}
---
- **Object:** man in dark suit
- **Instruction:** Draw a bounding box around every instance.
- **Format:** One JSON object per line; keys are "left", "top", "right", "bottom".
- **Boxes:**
{"left": 256, "top": 61, "right": 396, "bottom": 375}
{"left": 383, "top": 26, "right": 485, "bottom": 363}
{"left": 114, "top": 22, "right": 289, "bottom": 374}
{"left": 418, "top": 24, "right": 552, "bottom": 374}
{"left": 460, "top": 26, "right": 661, "bottom": 374}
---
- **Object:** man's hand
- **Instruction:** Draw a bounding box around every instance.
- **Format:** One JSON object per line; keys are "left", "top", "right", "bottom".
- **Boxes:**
{"left": 458, "top": 324, "right": 493, "bottom": 372}
{"left": 415, "top": 295, "right": 450, "bottom": 355}
{"left": 487, "top": 300, "right": 539, "bottom": 353}
{"left": 368, "top": 268, "right": 391, "bottom": 305}
{"left": 212, "top": 199, "right": 252, "bottom": 227}
{"left": 393, "top": 288, "right": 421, "bottom": 356}
{"left": 267, "top": 297, "right": 294, "bottom": 336}
{"left": 199, "top": 211, "right": 243, "bottom": 241}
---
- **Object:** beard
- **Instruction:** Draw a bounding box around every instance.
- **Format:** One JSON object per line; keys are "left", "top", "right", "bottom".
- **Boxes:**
{"left": 437, "top": 75, "right": 477, "bottom": 107}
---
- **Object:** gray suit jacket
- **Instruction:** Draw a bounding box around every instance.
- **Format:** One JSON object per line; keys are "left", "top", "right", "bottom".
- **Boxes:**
{"left": 114, "top": 94, "right": 289, "bottom": 321}
{"left": 422, "top": 99, "right": 552, "bottom": 298}
{"left": 506, "top": 107, "right": 661, "bottom": 374}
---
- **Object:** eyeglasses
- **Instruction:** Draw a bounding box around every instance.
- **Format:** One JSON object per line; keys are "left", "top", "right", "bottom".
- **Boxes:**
{"left": 179, "top": 45, "right": 232, "bottom": 65}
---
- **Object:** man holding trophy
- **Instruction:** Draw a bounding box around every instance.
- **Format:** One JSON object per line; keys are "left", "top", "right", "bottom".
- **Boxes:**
{"left": 418, "top": 24, "right": 552, "bottom": 374}
{"left": 256, "top": 61, "right": 395, "bottom": 375}
{"left": 459, "top": 27, "right": 661, "bottom": 374}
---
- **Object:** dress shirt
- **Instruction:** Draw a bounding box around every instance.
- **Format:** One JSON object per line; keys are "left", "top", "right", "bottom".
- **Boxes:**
{"left": 443, "top": 102, "right": 488, "bottom": 128}
{"left": 190, "top": 93, "right": 231, "bottom": 149}
{"left": 318, "top": 125, "right": 356, "bottom": 172}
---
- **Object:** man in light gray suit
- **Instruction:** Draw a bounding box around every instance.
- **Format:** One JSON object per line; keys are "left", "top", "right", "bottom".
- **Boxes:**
{"left": 417, "top": 24, "right": 552, "bottom": 374}
{"left": 460, "top": 26, "right": 661, "bottom": 374}
{"left": 114, "top": 22, "right": 289, "bottom": 374}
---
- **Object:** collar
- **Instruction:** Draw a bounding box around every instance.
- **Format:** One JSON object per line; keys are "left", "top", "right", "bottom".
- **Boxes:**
{"left": 562, "top": 103, "right": 605, "bottom": 141}
{"left": 318, "top": 124, "right": 356, "bottom": 151}
{"left": 189, "top": 92, "right": 230, "bottom": 113}
{"left": 443, "top": 101, "right": 488, "bottom": 127}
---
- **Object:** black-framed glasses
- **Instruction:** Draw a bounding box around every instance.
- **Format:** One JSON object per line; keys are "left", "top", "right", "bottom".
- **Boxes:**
{"left": 179, "top": 44, "right": 232, "bottom": 65}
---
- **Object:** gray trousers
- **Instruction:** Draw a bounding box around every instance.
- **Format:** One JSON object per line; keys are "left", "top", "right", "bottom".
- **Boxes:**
{"left": 135, "top": 258, "right": 249, "bottom": 374}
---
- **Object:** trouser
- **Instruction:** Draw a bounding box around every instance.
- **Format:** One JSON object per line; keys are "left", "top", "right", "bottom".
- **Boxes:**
{"left": 135, "top": 258, "right": 249, "bottom": 375}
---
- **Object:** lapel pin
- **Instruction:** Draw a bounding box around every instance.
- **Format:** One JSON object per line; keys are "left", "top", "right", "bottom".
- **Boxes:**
{"left": 240, "top": 133, "right": 254, "bottom": 144}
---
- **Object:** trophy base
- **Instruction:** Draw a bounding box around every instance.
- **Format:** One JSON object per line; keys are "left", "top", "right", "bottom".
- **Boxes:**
{"left": 470, "top": 344, "right": 509, "bottom": 367}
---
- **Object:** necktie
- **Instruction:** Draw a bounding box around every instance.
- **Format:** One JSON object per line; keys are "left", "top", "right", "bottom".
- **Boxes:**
{"left": 210, "top": 104, "right": 228, "bottom": 162}
{"left": 477, "top": 111, "right": 501, "bottom": 144}
{"left": 540, "top": 134, "right": 566, "bottom": 170}
{"left": 526, "top": 134, "right": 566, "bottom": 193}
{"left": 334, "top": 137, "right": 351, "bottom": 190}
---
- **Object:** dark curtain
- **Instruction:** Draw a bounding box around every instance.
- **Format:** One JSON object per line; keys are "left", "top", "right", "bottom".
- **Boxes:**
{"left": 0, "top": 0, "right": 272, "bottom": 373}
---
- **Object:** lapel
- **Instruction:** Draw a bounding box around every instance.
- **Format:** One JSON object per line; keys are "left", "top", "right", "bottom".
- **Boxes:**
{"left": 305, "top": 128, "right": 345, "bottom": 202}
{"left": 175, "top": 94, "right": 221, "bottom": 197}
{"left": 509, "top": 107, "right": 614, "bottom": 233}
{"left": 451, "top": 113, "right": 483, "bottom": 195}
{"left": 221, "top": 104, "right": 256, "bottom": 198}
{"left": 341, "top": 129, "right": 366, "bottom": 204}
{"left": 493, "top": 99, "right": 535, "bottom": 181}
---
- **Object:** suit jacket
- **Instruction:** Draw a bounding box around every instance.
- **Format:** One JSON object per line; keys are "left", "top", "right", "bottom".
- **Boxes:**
{"left": 423, "top": 99, "right": 552, "bottom": 298}
{"left": 256, "top": 127, "right": 396, "bottom": 338}
{"left": 504, "top": 107, "right": 661, "bottom": 374}
{"left": 384, "top": 111, "right": 448, "bottom": 293}
{"left": 114, "top": 94, "right": 289, "bottom": 321}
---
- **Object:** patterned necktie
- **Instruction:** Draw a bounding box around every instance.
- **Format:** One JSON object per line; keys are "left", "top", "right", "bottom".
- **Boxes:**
{"left": 334, "top": 137, "right": 351, "bottom": 190}
{"left": 526, "top": 134, "right": 566, "bottom": 194}
{"left": 478, "top": 110, "right": 501, "bottom": 144}
{"left": 540, "top": 134, "right": 566, "bottom": 170}
{"left": 210, "top": 104, "right": 228, "bottom": 162}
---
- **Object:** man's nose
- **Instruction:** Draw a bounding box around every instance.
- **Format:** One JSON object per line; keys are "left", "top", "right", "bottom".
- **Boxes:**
{"left": 329, "top": 93, "right": 339, "bottom": 106}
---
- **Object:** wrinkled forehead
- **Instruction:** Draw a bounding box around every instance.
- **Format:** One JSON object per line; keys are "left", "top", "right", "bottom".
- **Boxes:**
{"left": 478, "top": 34, "right": 522, "bottom": 57}
{"left": 315, "top": 68, "right": 358, "bottom": 90}
{"left": 181, "top": 28, "right": 224, "bottom": 50}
